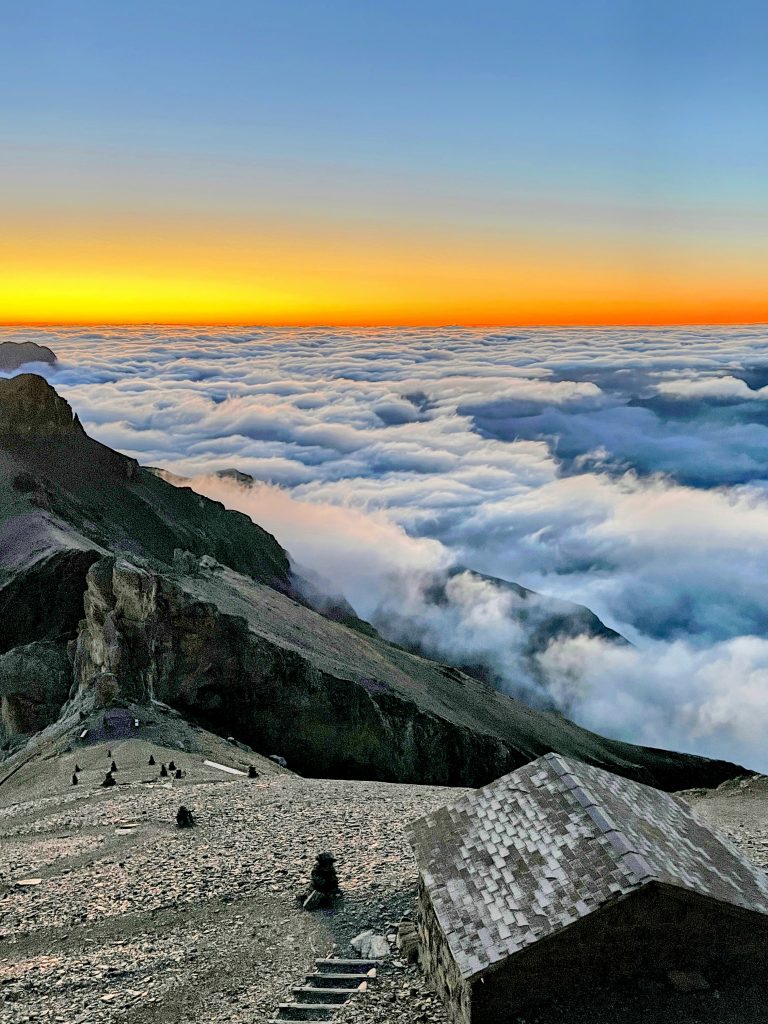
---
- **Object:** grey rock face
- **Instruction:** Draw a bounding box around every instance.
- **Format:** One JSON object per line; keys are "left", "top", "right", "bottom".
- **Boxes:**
{"left": 0, "top": 374, "right": 83, "bottom": 438}
{"left": 0, "top": 640, "right": 72, "bottom": 742}
{"left": 0, "top": 340, "right": 57, "bottom": 372}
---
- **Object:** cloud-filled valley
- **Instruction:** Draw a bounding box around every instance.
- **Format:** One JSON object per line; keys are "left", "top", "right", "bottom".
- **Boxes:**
{"left": 4, "top": 324, "right": 768, "bottom": 769}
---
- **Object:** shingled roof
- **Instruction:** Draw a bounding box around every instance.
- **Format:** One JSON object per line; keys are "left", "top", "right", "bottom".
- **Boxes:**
{"left": 406, "top": 753, "right": 768, "bottom": 981}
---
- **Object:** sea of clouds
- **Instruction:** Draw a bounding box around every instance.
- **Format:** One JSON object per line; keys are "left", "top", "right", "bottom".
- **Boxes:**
{"left": 4, "top": 324, "right": 768, "bottom": 769}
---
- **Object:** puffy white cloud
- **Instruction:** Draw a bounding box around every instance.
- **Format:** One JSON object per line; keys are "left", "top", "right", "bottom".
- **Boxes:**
{"left": 654, "top": 375, "right": 768, "bottom": 401}
{"left": 536, "top": 633, "right": 768, "bottom": 769}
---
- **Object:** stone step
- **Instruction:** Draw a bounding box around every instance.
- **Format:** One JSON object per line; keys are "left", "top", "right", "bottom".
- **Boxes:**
{"left": 275, "top": 1004, "right": 339, "bottom": 1020}
{"left": 305, "top": 972, "right": 371, "bottom": 988}
{"left": 292, "top": 986, "right": 355, "bottom": 1004}
{"left": 314, "top": 958, "right": 379, "bottom": 974}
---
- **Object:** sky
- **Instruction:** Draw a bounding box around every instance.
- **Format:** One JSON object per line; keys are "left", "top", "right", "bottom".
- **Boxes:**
{"left": 1, "top": 1, "right": 767, "bottom": 325}
{"left": 6, "top": 323, "right": 768, "bottom": 769}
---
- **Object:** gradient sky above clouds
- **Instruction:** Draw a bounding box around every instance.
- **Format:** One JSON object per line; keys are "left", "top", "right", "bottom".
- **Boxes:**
{"left": 5, "top": 323, "right": 768, "bottom": 768}
{"left": 2, "top": 1, "right": 767, "bottom": 324}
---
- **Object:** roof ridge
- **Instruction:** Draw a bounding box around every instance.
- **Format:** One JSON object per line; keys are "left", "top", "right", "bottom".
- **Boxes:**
{"left": 543, "top": 754, "right": 657, "bottom": 883}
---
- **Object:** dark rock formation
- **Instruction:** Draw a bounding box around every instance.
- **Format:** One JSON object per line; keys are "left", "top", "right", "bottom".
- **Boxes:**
{"left": 0, "top": 341, "right": 57, "bottom": 372}
{"left": 0, "top": 374, "right": 83, "bottom": 438}
{"left": 0, "top": 641, "right": 72, "bottom": 744}
{"left": 0, "top": 549, "right": 100, "bottom": 655}
{"left": 101, "top": 771, "right": 115, "bottom": 787}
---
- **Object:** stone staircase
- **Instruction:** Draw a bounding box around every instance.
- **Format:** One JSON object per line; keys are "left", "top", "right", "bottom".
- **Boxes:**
{"left": 269, "top": 957, "right": 379, "bottom": 1022}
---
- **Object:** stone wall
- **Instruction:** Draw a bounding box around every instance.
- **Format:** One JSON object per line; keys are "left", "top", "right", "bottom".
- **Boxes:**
{"left": 416, "top": 877, "right": 472, "bottom": 1024}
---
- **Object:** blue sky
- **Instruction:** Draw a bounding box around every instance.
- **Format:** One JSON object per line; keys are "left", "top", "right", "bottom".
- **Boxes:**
{"left": 5, "top": 0, "right": 767, "bottom": 197}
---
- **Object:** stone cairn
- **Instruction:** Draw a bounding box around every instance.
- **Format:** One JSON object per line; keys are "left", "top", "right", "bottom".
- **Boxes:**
{"left": 176, "top": 805, "right": 195, "bottom": 828}
{"left": 160, "top": 764, "right": 168, "bottom": 777}
{"left": 303, "top": 852, "right": 340, "bottom": 910}
{"left": 101, "top": 772, "right": 116, "bottom": 788}
{"left": 248, "top": 765, "right": 259, "bottom": 778}
{"left": 71, "top": 772, "right": 79, "bottom": 786}
{"left": 110, "top": 760, "right": 117, "bottom": 772}
{"left": 148, "top": 755, "right": 156, "bottom": 766}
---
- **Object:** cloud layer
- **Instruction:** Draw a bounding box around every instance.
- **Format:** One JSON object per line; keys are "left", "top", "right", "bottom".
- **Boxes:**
{"left": 4, "top": 323, "right": 768, "bottom": 768}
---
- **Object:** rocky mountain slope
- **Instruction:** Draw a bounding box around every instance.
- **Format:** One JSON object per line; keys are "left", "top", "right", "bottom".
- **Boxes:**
{"left": 184, "top": 468, "right": 627, "bottom": 688}
{"left": 0, "top": 374, "right": 750, "bottom": 790}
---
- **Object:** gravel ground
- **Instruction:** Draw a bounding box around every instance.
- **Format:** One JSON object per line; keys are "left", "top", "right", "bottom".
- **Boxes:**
{"left": 1, "top": 733, "right": 767, "bottom": 1024}
{"left": 0, "top": 732, "right": 460, "bottom": 1023}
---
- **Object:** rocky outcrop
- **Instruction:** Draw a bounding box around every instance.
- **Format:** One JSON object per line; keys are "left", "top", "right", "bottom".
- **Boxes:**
{"left": 0, "top": 641, "right": 72, "bottom": 743}
{"left": 0, "top": 547, "right": 101, "bottom": 654}
{"left": 0, "top": 374, "right": 83, "bottom": 437}
{"left": 68, "top": 554, "right": 748, "bottom": 790}
{"left": 0, "top": 340, "right": 57, "bottom": 372}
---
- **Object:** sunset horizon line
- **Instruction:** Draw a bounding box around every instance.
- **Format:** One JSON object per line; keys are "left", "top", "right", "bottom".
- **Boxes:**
{"left": 2, "top": 318, "right": 767, "bottom": 330}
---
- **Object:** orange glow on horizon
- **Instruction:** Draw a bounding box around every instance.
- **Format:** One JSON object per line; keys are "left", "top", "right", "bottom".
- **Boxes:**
{"left": 2, "top": 212, "right": 766, "bottom": 328}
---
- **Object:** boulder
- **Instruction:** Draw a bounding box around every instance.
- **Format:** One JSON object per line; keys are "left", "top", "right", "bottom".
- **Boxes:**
{"left": 351, "top": 931, "right": 390, "bottom": 959}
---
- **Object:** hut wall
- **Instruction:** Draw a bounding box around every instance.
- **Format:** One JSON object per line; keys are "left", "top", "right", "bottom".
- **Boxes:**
{"left": 470, "top": 883, "right": 768, "bottom": 1024}
{"left": 416, "top": 877, "right": 472, "bottom": 1024}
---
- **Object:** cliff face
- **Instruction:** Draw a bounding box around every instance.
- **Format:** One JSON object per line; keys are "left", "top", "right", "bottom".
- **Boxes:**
{"left": 70, "top": 556, "right": 513, "bottom": 786}
{"left": 0, "top": 641, "right": 72, "bottom": 739}
{"left": 0, "top": 374, "right": 82, "bottom": 437}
